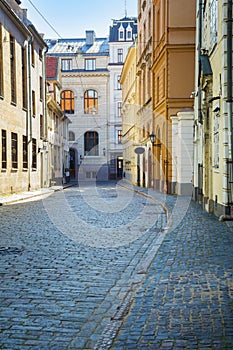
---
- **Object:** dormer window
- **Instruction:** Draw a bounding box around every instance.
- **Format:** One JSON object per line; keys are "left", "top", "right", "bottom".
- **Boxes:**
{"left": 118, "top": 24, "right": 124, "bottom": 41}
{"left": 126, "top": 24, "right": 132, "bottom": 41}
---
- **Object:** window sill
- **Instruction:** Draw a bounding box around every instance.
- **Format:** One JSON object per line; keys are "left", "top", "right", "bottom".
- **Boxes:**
{"left": 32, "top": 168, "right": 37, "bottom": 172}
{"left": 22, "top": 168, "right": 28, "bottom": 172}
{"left": 1, "top": 168, "right": 7, "bottom": 172}
{"left": 11, "top": 168, "right": 18, "bottom": 172}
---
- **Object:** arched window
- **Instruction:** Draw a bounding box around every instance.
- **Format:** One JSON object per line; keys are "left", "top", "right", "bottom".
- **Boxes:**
{"left": 84, "top": 89, "right": 98, "bottom": 114}
{"left": 61, "top": 90, "right": 74, "bottom": 114}
{"left": 69, "top": 131, "right": 75, "bottom": 141}
{"left": 84, "top": 131, "right": 99, "bottom": 156}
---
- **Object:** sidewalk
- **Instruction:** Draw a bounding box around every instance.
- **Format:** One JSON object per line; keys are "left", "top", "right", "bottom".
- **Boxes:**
{"left": 0, "top": 182, "right": 76, "bottom": 206}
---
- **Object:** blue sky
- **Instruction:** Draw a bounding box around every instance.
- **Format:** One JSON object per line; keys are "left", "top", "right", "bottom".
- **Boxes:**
{"left": 20, "top": 0, "right": 138, "bottom": 39}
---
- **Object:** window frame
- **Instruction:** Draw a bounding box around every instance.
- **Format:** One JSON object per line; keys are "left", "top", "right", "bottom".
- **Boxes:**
{"left": 61, "top": 59, "right": 73, "bottom": 71}
{"left": 1, "top": 129, "right": 7, "bottom": 169}
{"left": 61, "top": 90, "right": 75, "bottom": 114}
{"left": 11, "top": 132, "right": 18, "bottom": 169}
{"left": 22, "top": 135, "right": 28, "bottom": 169}
{"left": 84, "top": 131, "right": 99, "bottom": 156}
{"left": 85, "top": 58, "right": 96, "bottom": 71}
{"left": 84, "top": 89, "right": 98, "bottom": 114}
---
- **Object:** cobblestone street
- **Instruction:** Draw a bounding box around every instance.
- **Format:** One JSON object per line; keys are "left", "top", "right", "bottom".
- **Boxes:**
{"left": 0, "top": 181, "right": 233, "bottom": 349}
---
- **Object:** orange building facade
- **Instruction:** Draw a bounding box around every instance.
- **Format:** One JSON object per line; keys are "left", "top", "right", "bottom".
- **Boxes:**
{"left": 151, "top": 0, "right": 196, "bottom": 193}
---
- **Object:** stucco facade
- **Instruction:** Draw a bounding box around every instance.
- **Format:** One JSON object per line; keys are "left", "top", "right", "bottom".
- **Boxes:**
{"left": 151, "top": 0, "right": 196, "bottom": 194}
{"left": 193, "top": 0, "right": 233, "bottom": 216}
{"left": 0, "top": 0, "right": 47, "bottom": 195}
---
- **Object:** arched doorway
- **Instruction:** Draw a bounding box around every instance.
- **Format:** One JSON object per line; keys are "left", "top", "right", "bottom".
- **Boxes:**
{"left": 69, "top": 148, "right": 76, "bottom": 179}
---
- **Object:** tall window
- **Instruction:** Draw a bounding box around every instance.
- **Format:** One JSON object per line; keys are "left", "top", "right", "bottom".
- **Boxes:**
{"left": 32, "top": 138, "right": 37, "bottom": 169}
{"left": 118, "top": 129, "right": 122, "bottom": 144}
{"left": 61, "top": 90, "right": 74, "bottom": 114}
{"left": 2, "top": 130, "right": 7, "bottom": 169}
{"left": 32, "top": 90, "right": 36, "bottom": 117}
{"left": 22, "top": 47, "right": 27, "bottom": 109}
{"left": 40, "top": 115, "right": 44, "bottom": 139}
{"left": 10, "top": 35, "right": 16, "bottom": 104}
{"left": 39, "top": 76, "right": 43, "bottom": 101}
{"left": 116, "top": 75, "right": 121, "bottom": 90}
{"left": 209, "top": 0, "right": 218, "bottom": 49}
{"left": 0, "top": 24, "right": 3, "bottom": 98}
{"left": 117, "top": 101, "right": 122, "bottom": 117}
{"left": 117, "top": 48, "right": 123, "bottom": 63}
{"left": 213, "top": 107, "right": 220, "bottom": 168}
{"left": 84, "top": 131, "right": 99, "bottom": 156}
{"left": 61, "top": 59, "right": 72, "bottom": 71}
{"left": 11, "top": 132, "right": 18, "bottom": 169}
{"left": 85, "top": 59, "right": 96, "bottom": 71}
{"left": 31, "top": 41, "right": 35, "bottom": 66}
{"left": 84, "top": 89, "right": 98, "bottom": 114}
{"left": 22, "top": 135, "right": 28, "bottom": 169}
{"left": 69, "top": 131, "right": 75, "bottom": 141}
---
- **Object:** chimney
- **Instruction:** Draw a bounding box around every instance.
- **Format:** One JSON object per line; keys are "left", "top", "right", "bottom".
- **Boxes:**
{"left": 86, "top": 30, "right": 95, "bottom": 45}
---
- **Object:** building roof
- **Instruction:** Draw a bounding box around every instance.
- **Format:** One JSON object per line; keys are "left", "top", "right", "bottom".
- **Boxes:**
{"left": 46, "top": 56, "right": 58, "bottom": 79}
{"left": 109, "top": 17, "right": 137, "bottom": 42}
{"left": 46, "top": 37, "right": 109, "bottom": 56}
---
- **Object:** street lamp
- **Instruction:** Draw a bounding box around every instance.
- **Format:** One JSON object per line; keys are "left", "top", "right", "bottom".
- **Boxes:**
{"left": 149, "top": 132, "right": 161, "bottom": 147}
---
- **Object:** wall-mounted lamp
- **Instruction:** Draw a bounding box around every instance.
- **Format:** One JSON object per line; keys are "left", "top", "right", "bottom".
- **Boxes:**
{"left": 38, "top": 139, "right": 48, "bottom": 153}
{"left": 149, "top": 133, "right": 161, "bottom": 147}
{"left": 103, "top": 148, "right": 106, "bottom": 156}
{"left": 80, "top": 155, "right": 84, "bottom": 160}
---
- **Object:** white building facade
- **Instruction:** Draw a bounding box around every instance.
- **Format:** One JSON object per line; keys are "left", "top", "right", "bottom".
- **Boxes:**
{"left": 108, "top": 17, "right": 137, "bottom": 179}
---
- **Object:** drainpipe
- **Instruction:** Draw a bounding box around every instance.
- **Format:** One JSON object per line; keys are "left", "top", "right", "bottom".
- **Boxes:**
{"left": 197, "top": 0, "right": 203, "bottom": 124}
{"left": 220, "top": 0, "right": 233, "bottom": 220}
{"left": 43, "top": 45, "right": 48, "bottom": 187}
{"left": 27, "top": 36, "right": 32, "bottom": 191}
{"left": 227, "top": 0, "right": 233, "bottom": 209}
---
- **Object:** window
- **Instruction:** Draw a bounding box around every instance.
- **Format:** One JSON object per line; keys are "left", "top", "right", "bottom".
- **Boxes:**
{"left": 11, "top": 132, "right": 18, "bottom": 169}
{"left": 22, "top": 47, "right": 27, "bottom": 109}
{"left": 119, "top": 29, "right": 124, "bottom": 40}
{"left": 84, "top": 89, "right": 98, "bottom": 114}
{"left": 32, "top": 138, "right": 37, "bottom": 169}
{"left": 61, "top": 90, "right": 74, "bottom": 114}
{"left": 31, "top": 41, "right": 35, "bottom": 66}
{"left": 61, "top": 59, "right": 72, "bottom": 71}
{"left": 10, "top": 35, "right": 16, "bottom": 104}
{"left": 118, "top": 129, "right": 122, "bottom": 144}
{"left": 127, "top": 29, "right": 132, "bottom": 40}
{"left": 117, "top": 48, "right": 123, "bottom": 63}
{"left": 40, "top": 115, "right": 44, "bottom": 139}
{"left": 85, "top": 59, "right": 96, "bottom": 71}
{"left": 69, "top": 131, "right": 75, "bottom": 141}
{"left": 22, "top": 135, "right": 28, "bottom": 169}
{"left": 213, "top": 107, "right": 220, "bottom": 168}
{"left": 39, "top": 76, "right": 43, "bottom": 101}
{"left": 209, "top": 0, "right": 218, "bottom": 49}
{"left": 39, "top": 48, "right": 43, "bottom": 60}
{"left": 0, "top": 24, "right": 3, "bottom": 97}
{"left": 84, "top": 131, "right": 99, "bottom": 156}
{"left": 32, "top": 90, "right": 36, "bottom": 117}
{"left": 117, "top": 101, "right": 122, "bottom": 117}
{"left": 2, "top": 130, "right": 7, "bottom": 169}
{"left": 116, "top": 75, "right": 121, "bottom": 90}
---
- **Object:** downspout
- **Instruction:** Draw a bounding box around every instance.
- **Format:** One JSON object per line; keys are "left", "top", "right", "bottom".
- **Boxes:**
{"left": 27, "top": 35, "right": 32, "bottom": 191}
{"left": 220, "top": 0, "right": 233, "bottom": 220}
{"left": 227, "top": 0, "right": 233, "bottom": 210}
{"left": 197, "top": 0, "right": 203, "bottom": 125}
{"left": 43, "top": 45, "right": 48, "bottom": 187}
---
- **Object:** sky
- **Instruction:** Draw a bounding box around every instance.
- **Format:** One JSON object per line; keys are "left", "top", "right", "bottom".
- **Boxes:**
{"left": 20, "top": 0, "right": 138, "bottom": 39}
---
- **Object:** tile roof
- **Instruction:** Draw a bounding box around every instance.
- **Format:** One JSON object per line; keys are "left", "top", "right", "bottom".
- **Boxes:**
{"left": 46, "top": 56, "right": 58, "bottom": 79}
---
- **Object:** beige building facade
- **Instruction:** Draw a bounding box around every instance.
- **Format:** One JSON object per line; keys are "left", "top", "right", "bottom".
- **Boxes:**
{"left": 120, "top": 45, "right": 138, "bottom": 184}
{"left": 151, "top": 0, "right": 196, "bottom": 194}
{"left": 0, "top": 0, "right": 47, "bottom": 195}
{"left": 193, "top": 0, "right": 233, "bottom": 216}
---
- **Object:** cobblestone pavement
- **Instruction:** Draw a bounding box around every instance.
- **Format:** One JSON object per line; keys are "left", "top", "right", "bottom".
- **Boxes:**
{"left": 0, "top": 181, "right": 233, "bottom": 350}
